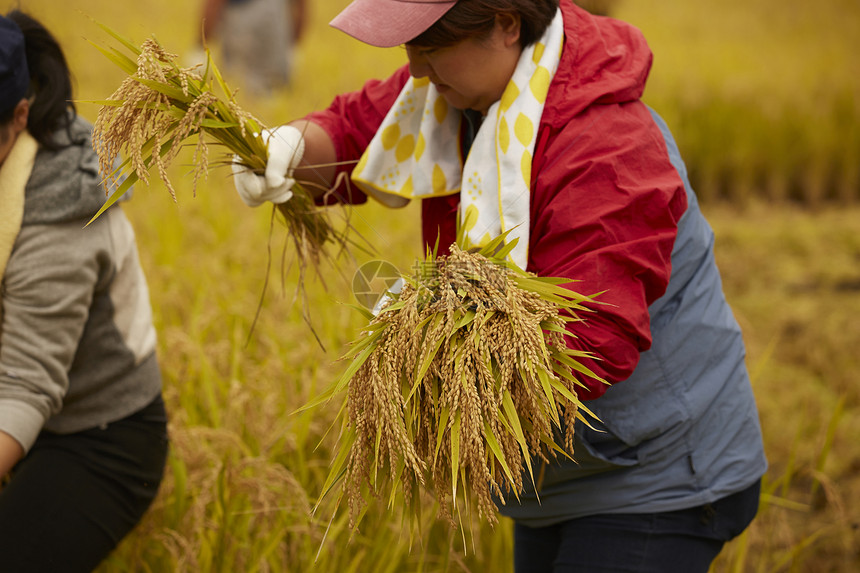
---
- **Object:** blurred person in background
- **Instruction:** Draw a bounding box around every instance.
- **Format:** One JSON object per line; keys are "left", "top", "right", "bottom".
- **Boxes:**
{"left": 231, "top": 0, "right": 767, "bottom": 571}
{"left": 0, "top": 11, "right": 168, "bottom": 572}
{"left": 194, "top": 0, "right": 307, "bottom": 94}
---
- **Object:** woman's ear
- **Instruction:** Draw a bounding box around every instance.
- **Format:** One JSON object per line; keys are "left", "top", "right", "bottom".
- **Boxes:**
{"left": 496, "top": 12, "right": 522, "bottom": 48}
{"left": 11, "top": 99, "right": 29, "bottom": 135}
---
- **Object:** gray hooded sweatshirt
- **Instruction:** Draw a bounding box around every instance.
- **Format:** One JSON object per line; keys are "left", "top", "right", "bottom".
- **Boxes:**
{"left": 0, "top": 114, "right": 162, "bottom": 452}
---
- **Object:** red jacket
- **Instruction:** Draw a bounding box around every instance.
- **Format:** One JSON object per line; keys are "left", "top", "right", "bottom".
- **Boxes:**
{"left": 307, "top": 2, "right": 688, "bottom": 399}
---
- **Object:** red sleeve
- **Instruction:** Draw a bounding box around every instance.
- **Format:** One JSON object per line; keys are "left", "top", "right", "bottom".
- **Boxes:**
{"left": 305, "top": 65, "right": 412, "bottom": 205}
{"left": 528, "top": 103, "right": 688, "bottom": 400}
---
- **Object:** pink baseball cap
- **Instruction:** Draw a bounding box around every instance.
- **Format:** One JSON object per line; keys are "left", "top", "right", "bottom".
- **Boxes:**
{"left": 330, "top": 0, "right": 458, "bottom": 48}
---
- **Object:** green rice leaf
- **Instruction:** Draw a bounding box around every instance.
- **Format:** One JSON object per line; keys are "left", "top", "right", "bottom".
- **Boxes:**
{"left": 537, "top": 431, "right": 573, "bottom": 461}
{"left": 377, "top": 299, "right": 407, "bottom": 314}
{"left": 340, "top": 327, "right": 386, "bottom": 360}
{"left": 514, "top": 277, "right": 582, "bottom": 306}
{"left": 414, "top": 314, "right": 446, "bottom": 385}
{"left": 574, "top": 402, "right": 602, "bottom": 431}
{"left": 540, "top": 321, "right": 570, "bottom": 336}
{"left": 537, "top": 369, "right": 561, "bottom": 426}
{"left": 86, "top": 40, "right": 138, "bottom": 75}
{"left": 456, "top": 206, "right": 478, "bottom": 246}
{"left": 206, "top": 47, "right": 233, "bottom": 100}
{"left": 451, "top": 412, "right": 461, "bottom": 506}
{"left": 552, "top": 350, "right": 606, "bottom": 385}
{"left": 433, "top": 406, "right": 450, "bottom": 464}
{"left": 455, "top": 309, "right": 477, "bottom": 330}
{"left": 199, "top": 118, "right": 240, "bottom": 129}
{"left": 404, "top": 368, "right": 426, "bottom": 404}
{"left": 342, "top": 303, "right": 376, "bottom": 323}
{"left": 291, "top": 386, "right": 336, "bottom": 415}
{"left": 316, "top": 427, "right": 355, "bottom": 504}
{"left": 484, "top": 421, "right": 517, "bottom": 498}
{"left": 456, "top": 466, "right": 469, "bottom": 546}
{"left": 490, "top": 239, "right": 518, "bottom": 261}
{"left": 387, "top": 457, "right": 406, "bottom": 509}
{"left": 85, "top": 173, "right": 136, "bottom": 227}
{"left": 313, "top": 397, "right": 350, "bottom": 451}
{"left": 332, "top": 344, "right": 378, "bottom": 397}
{"left": 550, "top": 359, "right": 593, "bottom": 391}
{"left": 477, "top": 233, "right": 514, "bottom": 259}
{"left": 547, "top": 375, "right": 579, "bottom": 405}
{"left": 132, "top": 77, "right": 193, "bottom": 104}
{"left": 371, "top": 422, "right": 384, "bottom": 487}
{"left": 93, "top": 19, "right": 143, "bottom": 57}
{"left": 501, "top": 390, "right": 534, "bottom": 481}
{"left": 527, "top": 275, "right": 577, "bottom": 285}
{"left": 501, "top": 390, "right": 528, "bottom": 450}
{"left": 78, "top": 98, "right": 130, "bottom": 108}
{"left": 411, "top": 314, "right": 434, "bottom": 335}
{"left": 360, "top": 320, "right": 390, "bottom": 332}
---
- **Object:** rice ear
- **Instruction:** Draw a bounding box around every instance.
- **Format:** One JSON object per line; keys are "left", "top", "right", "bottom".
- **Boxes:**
{"left": 304, "top": 238, "right": 605, "bottom": 532}
{"left": 87, "top": 29, "right": 367, "bottom": 335}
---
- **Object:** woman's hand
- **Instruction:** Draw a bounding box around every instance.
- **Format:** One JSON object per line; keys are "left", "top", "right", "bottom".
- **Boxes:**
{"left": 0, "top": 431, "right": 24, "bottom": 478}
{"left": 232, "top": 125, "right": 306, "bottom": 207}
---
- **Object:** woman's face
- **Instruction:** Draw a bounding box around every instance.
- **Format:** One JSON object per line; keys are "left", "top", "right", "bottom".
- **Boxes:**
{"left": 405, "top": 14, "right": 522, "bottom": 115}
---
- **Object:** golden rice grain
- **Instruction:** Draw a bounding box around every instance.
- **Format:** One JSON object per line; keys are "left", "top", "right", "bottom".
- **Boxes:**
{"left": 311, "top": 237, "right": 608, "bottom": 532}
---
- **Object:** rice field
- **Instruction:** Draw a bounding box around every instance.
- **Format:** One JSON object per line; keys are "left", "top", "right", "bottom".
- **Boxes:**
{"left": 3, "top": 0, "right": 859, "bottom": 570}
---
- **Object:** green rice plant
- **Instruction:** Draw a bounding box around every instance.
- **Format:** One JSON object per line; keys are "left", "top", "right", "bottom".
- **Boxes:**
{"left": 305, "top": 213, "right": 607, "bottom": 537}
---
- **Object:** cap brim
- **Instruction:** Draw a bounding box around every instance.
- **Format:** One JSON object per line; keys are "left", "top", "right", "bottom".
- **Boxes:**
{"left": 330, "top": 0, "right": 457, "bottom": 48}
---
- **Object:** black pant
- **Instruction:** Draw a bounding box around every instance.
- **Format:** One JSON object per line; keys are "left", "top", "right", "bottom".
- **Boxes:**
{"left": 0, "top": 395, "right": 169, "bottom": 573}
{"left": 514, "top": 479, "right": 761, "bottom": 573}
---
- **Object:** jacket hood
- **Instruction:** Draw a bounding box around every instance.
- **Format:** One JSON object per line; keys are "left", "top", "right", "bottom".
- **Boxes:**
{"left": 23, "top": 114, "right": 111, "bottom": 225}
{"left": 544, "top": 1, "right": 653, "bottom": 123}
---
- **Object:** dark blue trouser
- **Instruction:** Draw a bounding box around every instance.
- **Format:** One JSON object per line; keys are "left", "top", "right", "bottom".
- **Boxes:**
{"left": 0, "top": 395, "right": 169, "bottom": 573}
{"left": 514, "top": 479, "right": 761, "bottom": 573}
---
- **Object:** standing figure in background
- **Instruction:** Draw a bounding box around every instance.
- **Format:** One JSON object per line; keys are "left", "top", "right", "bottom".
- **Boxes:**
{"left": 197, "top": 0, "right": 307, "bottom": 94}
{"left": 0, "top": 11, "right": 168, "bottom": 572}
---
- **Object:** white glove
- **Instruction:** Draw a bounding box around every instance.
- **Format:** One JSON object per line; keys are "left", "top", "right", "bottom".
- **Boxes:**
{"left": 232, "top": 125, "right": 306, "bottom": 207}
{"left": 372, "top": 277, "right": 404, "bottom": 316}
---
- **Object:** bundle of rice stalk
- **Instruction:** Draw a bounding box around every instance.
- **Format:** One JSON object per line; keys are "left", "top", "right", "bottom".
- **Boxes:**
{"left": 86, "top": 23, "right": 351, "bottom": 276}
{"left": 307, "top": 221, "right": 608, "bottom": 535}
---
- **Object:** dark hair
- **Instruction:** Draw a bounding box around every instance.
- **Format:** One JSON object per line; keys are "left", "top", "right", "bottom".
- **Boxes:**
{"left": 409, "top": 0, "right": 559, "bottom": 49}
{"left": 0, "top": 105, "right": 14, "bottom": 128}
{"left": 5, "top": 10, "right": 76, "bottom": 150}
{"left": 0, "top": 117, "right": 11, "bottom": 146}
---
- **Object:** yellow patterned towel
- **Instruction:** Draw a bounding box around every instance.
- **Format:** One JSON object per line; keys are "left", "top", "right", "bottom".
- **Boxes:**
{"left": 352, "top": 9, "right": 564, "bottom": 267}
{"left": 0, "top": 130, "right": 37, "bottom": 281}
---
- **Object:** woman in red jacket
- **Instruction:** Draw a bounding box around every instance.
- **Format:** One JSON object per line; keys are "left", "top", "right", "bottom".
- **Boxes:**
{"left": 233, "top": 1, "right": 766, "bottom": 571}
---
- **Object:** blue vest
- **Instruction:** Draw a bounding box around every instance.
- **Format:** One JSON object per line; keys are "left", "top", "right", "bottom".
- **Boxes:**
{"left": 498, "top": 110, "right": 767, "bottom": 527}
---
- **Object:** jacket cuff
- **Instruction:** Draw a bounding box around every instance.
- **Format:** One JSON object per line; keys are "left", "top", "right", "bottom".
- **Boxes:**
{"left": 0, "top": 400, "right": 46, "bottom": 453}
